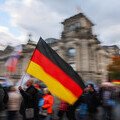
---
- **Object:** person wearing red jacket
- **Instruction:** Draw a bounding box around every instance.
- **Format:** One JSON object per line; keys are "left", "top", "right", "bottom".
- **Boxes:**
{"left": 39, "top": 88, "right": 54, "bottom": 120}
{"left": 57, "top": 100, "right": 71, "bottom": 120}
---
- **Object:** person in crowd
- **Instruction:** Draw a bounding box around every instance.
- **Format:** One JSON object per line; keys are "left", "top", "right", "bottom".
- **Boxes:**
{"left": 67, "top": 97, "right": 83, "bottom": 120}
{"left": 0, "top": 84, "right": 9, "bottom": 119}
{"left": 65, "top": 87, "right": 89, "bottom": 120}
{"left": 100, "top": 86, "right": 115, "bottom": 120}
{"left": 57, "top": 100, "right": 71, "bottom": 120}
{"left": 39, "top": 88, "right": 54, "bottom": 120}
{"left": 118, "top": 89, "right": 120, "bottom": 101}
{"left": 7, "top": 87, "right": 21, "bottom": 120}
{"left": 18, "top": 79, "right": 39, "bottom": 120}
{"left": 85, "top": 84, "right": 100, "bottom": 120}
{"left": 34, "top": 84, "right": 44, "bottom": 99}
{"left": 34, "top": 84, "right": 44, "bottom": 114}
{"left": 75, "top": 88, "right": 89, "bottom": 120}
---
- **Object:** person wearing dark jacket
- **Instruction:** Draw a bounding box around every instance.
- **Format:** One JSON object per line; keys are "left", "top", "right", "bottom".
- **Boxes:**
{"left": 0, "top": 84, "right": 9, "bottom": 111}
{"left": 18, "top": 79, "right": 39, "bottom": 120}
{"left": 85, "top": 84, "right": 100, "bottom": 120}
{"left": 75, "top": 89, "right": 89, "bottom": 120}
{"left": 0, "top": 84, "right": 9, "bottom": 120}
{"left": 34, "top": 84, "right": 44, "bottom": 108}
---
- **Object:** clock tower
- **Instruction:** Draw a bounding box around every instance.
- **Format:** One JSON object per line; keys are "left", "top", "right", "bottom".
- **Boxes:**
{"left": 60, "top": 13, "right": 102, "bottom": 84}
{"left": 61, "top": 13, "right": 94, "bottom": 40}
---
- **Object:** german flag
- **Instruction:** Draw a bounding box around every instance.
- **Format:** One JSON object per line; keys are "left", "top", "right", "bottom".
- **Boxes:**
{"left": 26, "top": 38, "right": 85, "bottom": 104}
{"left": 112, "top": 80, "right": 120, "bottom": 84}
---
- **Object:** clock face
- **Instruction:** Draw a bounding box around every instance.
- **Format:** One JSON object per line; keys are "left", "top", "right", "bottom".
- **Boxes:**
{"left": 67, "top": 23, "right": 80, "bottom": 30}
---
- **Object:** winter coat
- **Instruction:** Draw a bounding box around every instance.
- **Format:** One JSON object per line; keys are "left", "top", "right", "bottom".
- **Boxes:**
{"left": 42, "top": 94, "right": 54, "bottom": 113}
{"left": 19, "top": 85, "right": 38, "bottom": 115}
{"left": 85, "top": 91, "right": 100, "bottom": 113}
{"left": 7, "top": 91, "right": 21, "bottom": 111}
{"left": 0, "top": 85, "right": 9, "bottom": 111}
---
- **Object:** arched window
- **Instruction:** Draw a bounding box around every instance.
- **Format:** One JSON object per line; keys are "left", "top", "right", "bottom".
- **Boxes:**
{"left": 68, "top": 48, "right": 75, "bottom": 56}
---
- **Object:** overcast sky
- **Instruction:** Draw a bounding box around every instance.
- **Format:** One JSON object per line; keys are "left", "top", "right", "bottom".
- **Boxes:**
{"left": 0, "top": 0, "right": 120, "bottom": 47}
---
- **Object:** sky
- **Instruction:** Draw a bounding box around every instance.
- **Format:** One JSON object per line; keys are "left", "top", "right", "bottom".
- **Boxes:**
{"left": 0, "top": 0, "right": 120, "bottom": 47}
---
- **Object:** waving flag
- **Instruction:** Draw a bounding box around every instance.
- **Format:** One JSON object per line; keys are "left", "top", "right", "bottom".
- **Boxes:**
{"left": 112, "top": 80, "right": 120, "bottom": 84}
{"left": 5, "top": 45, "right": 22, "bottom": 72}
{"left": 16, "top": 72, "right": 31, "bottom": 87}
{"left": 26, "top": 38, "right": 85, "bottom": 104}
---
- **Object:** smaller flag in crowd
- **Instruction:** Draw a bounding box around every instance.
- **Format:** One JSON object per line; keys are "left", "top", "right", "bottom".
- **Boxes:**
{"left": 16, "top": 72, "right": 31, "bottom": 87}
{"left": 5, "top": 45, "right": 22, "bottom": 72}
{"left": 112, "top": 80, "right": 120, "bottom": 84}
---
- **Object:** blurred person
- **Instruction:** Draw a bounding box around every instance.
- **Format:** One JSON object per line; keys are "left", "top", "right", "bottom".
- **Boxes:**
{"left": 118, "top": 90, "right": 120, "bottom": 101}
{"left": 68, "top": 97, "right": 84, "bottom": 120}
{"left": 39, "top": 88, "right": 54, "bottom": 120}
{"left": 100, "top": 86, "right": 115, "bottom": 120}
{"left": 85, "top": 84, "right": 100, "bottom": 120}
{"left": 0, "top": 84, "right": 9, "bottom": 120}
{"left": 65, "top": 88, "right": 89, "bottom": 120}
{"left": 75, "top": 88, "right": 89, "bottom": 120}
{"left": 18, "top": 79, "right": 39, "bottom": 120}
{"left": 34, "top": 84, "right": 44, "bottom": 98}
{"left": 57, "top": 100, "right": 71, "bottom": 120}
{"left": 7, "top": 87, "right": 21, "bottom": 120}
{"left": 34, "top": 84, "right": 44, "bottom": 113}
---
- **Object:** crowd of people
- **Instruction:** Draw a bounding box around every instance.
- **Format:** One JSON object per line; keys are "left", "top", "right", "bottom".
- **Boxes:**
{"left": 0, "top": 79, "right": 120, "bottom": 120}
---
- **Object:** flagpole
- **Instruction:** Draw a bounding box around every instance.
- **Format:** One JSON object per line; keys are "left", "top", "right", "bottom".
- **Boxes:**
{"left": 20, "top": 72, "right": 27, "bottom": 86}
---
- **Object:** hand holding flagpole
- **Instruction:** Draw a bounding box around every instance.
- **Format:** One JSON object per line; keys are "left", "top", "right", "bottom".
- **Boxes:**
{"left": 18, "top": 72, "right": 27, "bottom": 90}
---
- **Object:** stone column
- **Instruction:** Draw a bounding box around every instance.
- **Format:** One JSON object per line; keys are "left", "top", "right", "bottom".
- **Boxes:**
{"left": 75, "top": 42, "right": 81, "bottom": 71}
{"left": 81, "top": 39, "right": 89, "bottom": 71}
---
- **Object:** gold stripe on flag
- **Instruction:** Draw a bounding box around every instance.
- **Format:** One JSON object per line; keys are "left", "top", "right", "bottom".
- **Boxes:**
{"left": 26, "top": 61, "right": 78, "bottom": 104}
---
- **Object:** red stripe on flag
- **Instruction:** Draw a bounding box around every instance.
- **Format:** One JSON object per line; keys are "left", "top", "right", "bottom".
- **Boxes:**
{"left": 31, "top": 49, "right": 83, "bottom": 98}
{"left": 113, "top": 80, "right": 120, "bottom": 82}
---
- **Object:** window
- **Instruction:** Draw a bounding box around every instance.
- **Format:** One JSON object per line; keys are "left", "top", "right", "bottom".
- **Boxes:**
{"left": 75, "top": 23, "right": 80, "bottom": 27}
{"left": 69, "top": 25, "right": 76, "bottom": 29}
{"left": 66, "top": 23, "right": 80, "bottom": 30}
{"left": 68, "top": 48, "right": 75, "bottom": 56}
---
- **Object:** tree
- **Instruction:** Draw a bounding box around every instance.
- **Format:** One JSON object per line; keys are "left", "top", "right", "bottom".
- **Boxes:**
{"left": 107, "top": 56, "right": 120, "bottom": 81}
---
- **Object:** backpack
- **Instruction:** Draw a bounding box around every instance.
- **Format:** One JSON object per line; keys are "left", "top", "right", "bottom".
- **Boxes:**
{"left": 76, "top": 103, "right": 88, "bottom": 117}
{"left": 38, "top": 98, "right": 45, "bottom": 110}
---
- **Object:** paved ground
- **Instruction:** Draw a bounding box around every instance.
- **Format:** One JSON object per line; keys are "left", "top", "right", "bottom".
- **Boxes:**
{"left": 91, "top": 101, "right": 120, "bottom": 120}
{"left": 0, "top": 102, "right": 120, "bottom": 120}
{"left": 112, "top": 102, "right": 120, "bottom": 120}
{"left": 60, "top": 102, "right": 120, "bottom": 120}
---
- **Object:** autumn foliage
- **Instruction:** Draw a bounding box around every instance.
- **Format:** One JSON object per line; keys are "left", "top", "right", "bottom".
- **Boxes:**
{"left": 107, "top": 56, "right": 120, "bottom": 81}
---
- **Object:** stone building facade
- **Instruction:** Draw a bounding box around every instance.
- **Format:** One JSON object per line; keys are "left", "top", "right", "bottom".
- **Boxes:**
{"left": 0, "top": 13, "right": 119, "bottom": 85}
{"left": 0, "top": 40, "right": 36, "bottom": 84}
{"left": 45, "top": 13, "right": 119, "bottom": 85}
